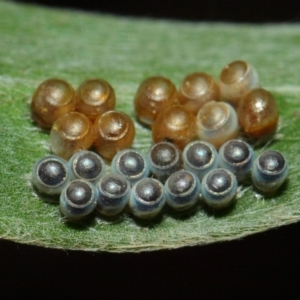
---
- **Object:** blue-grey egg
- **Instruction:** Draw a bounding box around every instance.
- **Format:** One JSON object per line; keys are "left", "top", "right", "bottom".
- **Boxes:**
{"left": 165, "top": 170, "right": 201, "bottom": 210}
{"left": 32, "top": 155, "right": 70, "bottom": 195}
{"left": 129, "top": 178, "right": 166, "bottom": 219}
{"left": 252, "top": 150, "right": 288, "bottom": 194}
{"left": 96, "top": 173, "right": 130, "bottom": 216}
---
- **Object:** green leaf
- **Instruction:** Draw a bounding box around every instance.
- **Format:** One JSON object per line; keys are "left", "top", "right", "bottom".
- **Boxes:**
{"left": 0, "top": 1, "right": 299, "bottom": 252}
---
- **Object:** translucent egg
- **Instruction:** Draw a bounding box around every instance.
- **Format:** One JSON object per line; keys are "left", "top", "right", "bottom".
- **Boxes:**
{"left": 220, "top": 60, "right": 260, "bottom": 106}
{"left": 196, "top": 101, "right": 239, "bottom": 149}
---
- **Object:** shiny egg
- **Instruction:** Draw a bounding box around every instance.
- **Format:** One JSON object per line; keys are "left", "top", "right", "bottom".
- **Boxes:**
{"left": 75, "top": 78, "right": 116, "bottom": 121}
{"left": 220, "top": 60, "right": 260, "bottom": 106}
{"left": 177, "top": 72, "right": 220, "bottom": 115}
{"left": 31, "top": 78, "right": 75, "bottom": 129}
{"left": 134, "top": 76, "right": 177, "bottom": 126}
{"left": 201, "top": 168, "right": 238, "bottom": 209}
{"left": 129, "top": 178, "right": 166, "bottom": 219}
{"left": 147, "top": 141, "right": 182, "bottom": 183}
{"left": 165, "top": 170, "right": 201, "bottom": 211}
{"left": 218, "top": 139, "right": 254, "bottom": 182}
{"left": 60, "top": 179, "right": 97, "bottom": 220}
{"left": 237, "top": 88, "right": 279, "bottom": 138}
{"left": 111, "top": 149, "right": 150, "bottom": 186}
{"left": 251, "top": 150, "right": 288, "bottom": 194}
{"left": 50, "top": 111, "right": 95, "bottom": 160}
{"left": 32, "top": 155, "right": 70, "bottom": 195}
{"left": 196, "top": 101, "right": 239, "bottom": 149}
{"left": 96, "top": 174, "right": 131, "bottom": 216}
{"left": 93, "top": 110, "right": 135, "bottom": 161}
{"left": 183, "top": 140, "right": 218, "bottom": 180}
{"left": 152, "top": 105, "right": 197, "bottom": 151}
{"left": 68, "top": 150, "right": 106, "bottom": 183}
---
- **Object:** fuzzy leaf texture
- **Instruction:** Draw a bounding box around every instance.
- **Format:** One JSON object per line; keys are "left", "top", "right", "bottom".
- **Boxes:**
{"left": 0, "top": 1, "right": 299, "bottom": 252}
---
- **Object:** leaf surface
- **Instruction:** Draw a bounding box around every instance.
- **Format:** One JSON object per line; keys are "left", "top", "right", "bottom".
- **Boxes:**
{"left": 0, "top": 1, "right": 300, "bottom": 252}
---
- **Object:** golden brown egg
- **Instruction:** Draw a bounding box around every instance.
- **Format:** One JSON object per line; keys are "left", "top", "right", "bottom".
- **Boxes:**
{"left": 134, "top": 76, "right": 177, "bottom": 126}
{"left": 75, "top": 78, "right": 116, "bottom": 121}
{"left": 237, "top": 88, "right": 279, "bottom": 138}
{"left": 31, "top": 78, "right": 75, "bottom": 129}
{"left": 177, "top": 72, "right": 220, "bottom": 115}
{"left": 94, "top": 110, "right": 135, "bottom": 161}
{"left": 220, "top": 60, "right": 260, "bottom": 107}
{"left": 196, "top": 101, "right": 239, "bottom": 149}
{"left": 152, "top": 105, "right": 197, "bottom": 151}
{"left": 50, "top": 112, "right": 95, "bottom": 160}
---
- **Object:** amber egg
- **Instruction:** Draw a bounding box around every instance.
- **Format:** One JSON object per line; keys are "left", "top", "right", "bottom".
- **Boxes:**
{"left": 31, "top": 78, "right": 75, "bottom": 129}
{"left": 237, "top": 88, "right": 279, "bottom": 138}
{"left": 75, "top": 78, "right": 116, "bottom": 121}
{"left": 177, "top": 72, "right": 220, "bottom": 115}
{"left": 196, "top": 101, "right": 239, "bottom": 149}
{"left": 134, "top": 76, "right": 177, "bottom": 126}
{"left": 94, "top": 110, "right": 135, "bottom": 161}
{"left": 50, "top": 112, "right": 95, "bottom": 160}
{"left": 220, "top": 60, "right": 260, "bottom": 106}
{"left": 152, "top": 105, "right": 197, "bottom": 150}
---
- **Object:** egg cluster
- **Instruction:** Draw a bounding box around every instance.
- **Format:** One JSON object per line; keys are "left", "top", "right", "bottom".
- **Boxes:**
{"left": 32, "top": 140, "right": 288, "bottom": 221}
{"left": 31, "top": 78, "right": 135, "bottom": 161}
{"left": 30, "top": 59, "right": 288, "bottom": 223}
{"left": 135, "top": 60, "right": 279, "bottom": 150}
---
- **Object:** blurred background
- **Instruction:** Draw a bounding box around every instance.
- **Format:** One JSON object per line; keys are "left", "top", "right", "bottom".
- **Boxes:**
{"left": 15, "top": 0, "right": 300, "bottom": 22}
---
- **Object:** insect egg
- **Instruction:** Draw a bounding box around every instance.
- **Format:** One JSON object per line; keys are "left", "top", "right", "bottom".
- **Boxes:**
{"left": 60, "top": 179, "right": 97, "bottom": 221}
{"left": 183, "top": 140, "right": 218, "bottom": 180}
{"left": 196, "top": 101, "right": 239, "bottom": 149}
{"left": 111, "top": 149, "right": 150, "bottom": 186}
{"left": 237, "top": 88, "right": 279, "bottom": 139}
{"left": 201, "top": 168, "right": 238, "bottom": 209}
{"left": 75, "top": 78, "right": 116, "bottom": 121}
{"left": 96, "top": 174, "right": 131, "bottom": 216}
{"left": 129, "top": 178, "right": 166, "bottom": 219}
{"left": 165, "top": 170, "right": 201, "bottom": 211}
{"left": 251, "top": 150, "right": 288, "bottom": 194}
{"left": 152, "top": 105, "right": 197, "bottom": 151}
{"left": 134, "top": 76, "right": 177, "bottom": 126}
{"left": 93, "top": 110, "right": 135, "bottom": 161}
{"left": 177, "top": 72, "right": 220, "bottom": 115}
{"left": 147, "top": 141, "right": 182, "bottom": 183}
{"left": 50, "top": 111, "right": 95, "bottom": 160}
{"left": 218, "top": 139, "right": 254, "bottom": 182}
{"left": 220, "top": 60, "right": 260, "bottom": 106}
{"left": 31, "top": 78, "right": 75, "bottom": 129}
{"left": 32, "top": 155, "right": 70, "bottom": 195}
{"left": 68, "top": 150, "right": 106, "bottom": 183}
